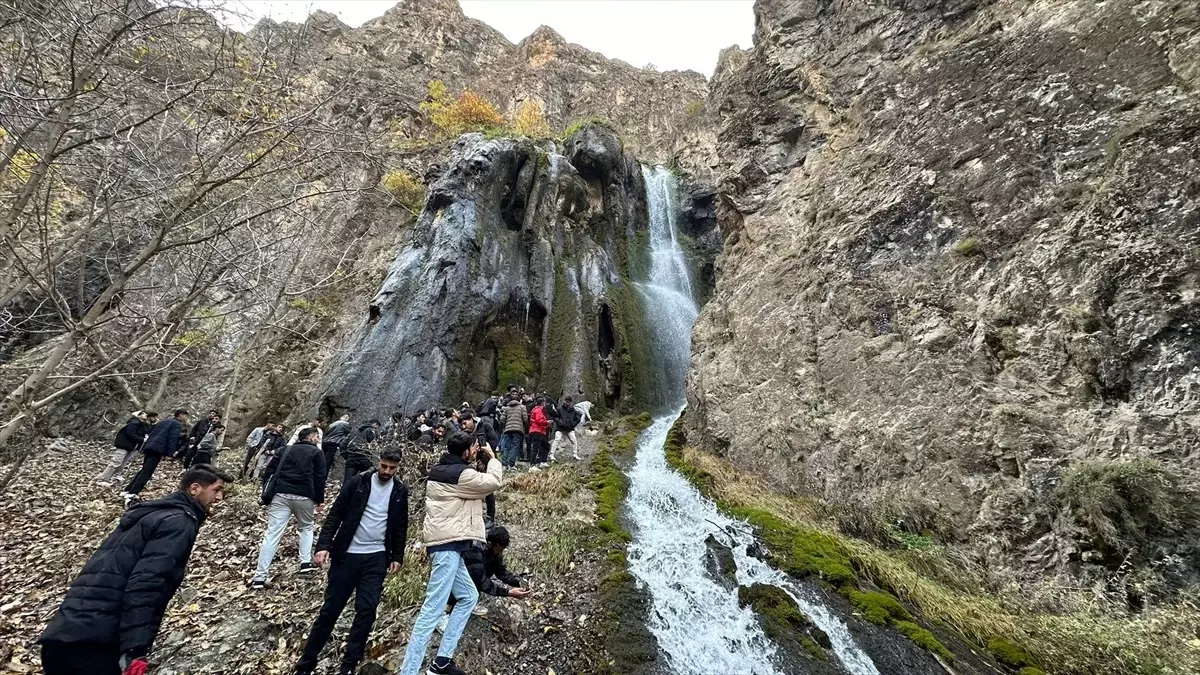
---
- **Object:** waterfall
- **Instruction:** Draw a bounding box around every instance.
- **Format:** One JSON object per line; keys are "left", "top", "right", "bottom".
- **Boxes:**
{"left": 624, "top": 166, "right": 880, "bottom": 674}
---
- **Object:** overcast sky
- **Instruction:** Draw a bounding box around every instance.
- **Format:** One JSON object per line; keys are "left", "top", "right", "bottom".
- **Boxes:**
{"left": 216, "top": 0, "right": 755, "bottom": 76}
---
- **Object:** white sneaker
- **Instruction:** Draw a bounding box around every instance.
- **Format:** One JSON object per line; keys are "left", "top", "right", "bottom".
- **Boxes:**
{"left": 435, "top": 613, "right": 449, "bottom": 634}
{"left": 572, "top": 453, "right": 581, "bottom": 461}
{"left": 471, "top": 605, "right": 488, "bottom": 617}
{"left": 529, "top": 465, "right": 542, "bottom": 472}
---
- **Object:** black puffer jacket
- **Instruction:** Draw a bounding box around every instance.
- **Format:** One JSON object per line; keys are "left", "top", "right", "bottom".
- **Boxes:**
{"left": 40, "top": 492, "right": 207, "bottom": 654}
{"left": 463, "top": 542, "right": 523, "bottom": 597}
{"left": 557, "top": 404, "right": 581, "bottom": 432}
{"left": 114, "top": 418, "right": 149, "bottom": 452}
{"left": 142, "top": 417, "right": 183, "bottom": 457}
{"left": 263, "top": 442, "right": 327, "bottom": 503}
{"left": 317, "top": 469, "right": 408, "bottom": 564}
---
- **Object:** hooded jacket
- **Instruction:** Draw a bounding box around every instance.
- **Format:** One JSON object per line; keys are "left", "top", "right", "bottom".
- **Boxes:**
{"left": 557, "top": 404, "right": 581, "bottom": 432}
{"left": 423, "top": 453, "right": 502, "bottom": 549}
{"left": 263, "top": 441, "right": 327, "bottom": 503}
{"left": 40, "top": 492, "right": 207, "bottom": 655}
{"left": 500, "top": 401, "right": 527, "bottom": 435}
{"left": 529, "top": 405, "right": 550, "bottom": 436}
{"left": 114, "top": 417, "right": 149, "bottom": 452}
{"left": 463, "top": 542, "right": 524, "bottom": 597}
{"left": 317, "top": 469, "right": 409, "bottom": 563}
{"left": 142, "top": 417, "right": 184, "bottom": 457}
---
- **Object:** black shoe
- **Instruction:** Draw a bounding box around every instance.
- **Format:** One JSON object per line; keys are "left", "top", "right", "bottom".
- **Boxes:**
{"left": 249, "top": 578, "right": 266, "bottom": 590}
{"left": 298, "top": 562, "right": 318, "bottom": 574}
{"left": 428, "top": 658, "right": 467, "bottom": 675}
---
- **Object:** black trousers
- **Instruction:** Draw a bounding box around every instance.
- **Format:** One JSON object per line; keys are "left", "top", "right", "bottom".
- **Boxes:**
{"left": 42, "top": 641, "right": 121, "bottom": 675}
{"left": 529, "top": 432, "right": 549, "bottom": 465}
{"left": 342, "top": 455, "right": 372, "bottom": 488}
{"left": 296, "top": 551, "right": 388, "bottom": 672}
{"left": 180, "top": 443, "right": 198, "bottom": 468}
{"left": 124, "top": 451, "right": 163, "bottom": 495}
{"left": 321, "top": 441, "right": 340, "bottom": 475}
{"left": 192, "top": 450, "right": 214, "bottom": 467}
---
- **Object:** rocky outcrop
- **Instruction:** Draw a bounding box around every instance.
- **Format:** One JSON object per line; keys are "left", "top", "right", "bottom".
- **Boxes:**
{"left": 689, "top": 0, "right": 1200, "bottom": 585}
{"left": 320, "top": 125, "right": 716, "bottom": 418}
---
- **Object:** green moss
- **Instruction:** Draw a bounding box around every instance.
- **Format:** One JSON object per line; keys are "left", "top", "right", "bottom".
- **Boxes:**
{"left": 495, "top": 337, "right": 536, "bottom": 390}
{"left": 738, "top": 583, "right": 812, "bottom": 638}
{"left": 730, "top": 507, "right": 858, "bottom": 587}
{"left": 590, "top": 444, "right": 631, "bottom": 542}
{"left": 989, "top": 639, "right": 1036, "bottom": 668}
{"left": 664, "top": 413, "right": 718, "bottom": 493}
{"left": 607, "top": 281, "right": 656, "bottom": 411}
{"left": 540, "top": 263, "right": 578, "bottom": 396}
{"left": 952, "top": 236, "right": 981, "bottom": 256}
{"left": 799, "top": 635, "right": 827, "bottom": 661}
{"left": 1018, "top": 668, "right": 1048, "bottom": 675}
{"left": 844, "top": 589, "right": 912, "bottom": 625}
{"left": 896, "top": 620, "right": 954, "bottom": 662}
{"left": 562, "top": 117, "right": 616, "bottom": 141}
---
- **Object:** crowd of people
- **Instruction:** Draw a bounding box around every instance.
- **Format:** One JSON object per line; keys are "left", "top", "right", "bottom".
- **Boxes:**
{"left": 46, "top": 386, "right": 594, "bottom": 675}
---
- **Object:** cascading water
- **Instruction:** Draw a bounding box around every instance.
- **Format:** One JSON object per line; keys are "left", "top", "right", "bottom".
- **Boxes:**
{"left": 624, "top": 166, "right": 880, "bottom": 675}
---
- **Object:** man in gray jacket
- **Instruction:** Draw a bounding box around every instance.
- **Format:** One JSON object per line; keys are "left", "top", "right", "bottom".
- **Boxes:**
{"left": 498, "top": 398, "right": 527, "bottom": 468}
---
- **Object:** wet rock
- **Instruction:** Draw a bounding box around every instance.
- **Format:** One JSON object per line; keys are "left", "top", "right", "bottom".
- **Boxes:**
{"left": 565, "top": 123, "right": 622, "bottom": 181}
{"left": 704, "top": 534, "right": 738, "bottom": 588}
{"left": 736, "top": 583, "right": 841, "bottom": 675}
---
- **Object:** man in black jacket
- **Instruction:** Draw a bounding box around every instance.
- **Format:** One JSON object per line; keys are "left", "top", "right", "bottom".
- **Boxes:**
{"left": 250, "top": 427, "right": 327, "bottom": 589}
{"left": 437, "top": 525, "right": 530, "bottom": 632}
{"left": 40, "top": 464, "right": 232, "bottom": 675}
{"left": 122, "top": 409, "right": 189, "bottom": 505}
{"left": 322, "top": 413, "right": 352, "bottom": 472}
{"left": 340, "top": 420, "right": 380, "bottom": 487}
{"left": 182, "top": 409, "right": 219, "bottom": 468}
{"left": 552, "top": 396, "right": 582, "bottom": 462}
{"left": 294, "top": 449, "right": 408, "bottom": 675}
{"left": 96, "top": 411, "right": 155, "bottom": 486}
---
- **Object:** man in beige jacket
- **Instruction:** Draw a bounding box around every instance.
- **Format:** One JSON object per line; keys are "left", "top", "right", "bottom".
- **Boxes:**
{"left": 399, "top": 431, "right": 502, "bottom": 675}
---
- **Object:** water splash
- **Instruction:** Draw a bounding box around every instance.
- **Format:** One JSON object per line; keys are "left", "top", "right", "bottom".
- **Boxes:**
{"left": 623, "top": 166, "right": 880, "bottom": 674}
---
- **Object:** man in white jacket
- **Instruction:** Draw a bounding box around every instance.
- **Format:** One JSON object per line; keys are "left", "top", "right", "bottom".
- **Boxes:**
{"left": 398, "top": 432, "right": 501, "bottom": 675}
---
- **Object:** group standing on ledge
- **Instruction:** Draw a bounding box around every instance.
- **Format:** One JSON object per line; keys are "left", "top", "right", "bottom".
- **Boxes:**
{"left": 45, "top": 386, "right": 593, "bottom": 675}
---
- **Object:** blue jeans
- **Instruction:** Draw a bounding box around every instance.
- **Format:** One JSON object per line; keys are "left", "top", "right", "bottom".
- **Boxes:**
{"left": 500, "top": 431, "right": 523, "bottom": 467}
{"left": 399, "top": 550, "right": 478, "bottom": 675}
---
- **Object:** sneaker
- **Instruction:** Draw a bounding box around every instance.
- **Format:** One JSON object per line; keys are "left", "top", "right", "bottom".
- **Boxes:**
{"left": 298, "top": 562, "right": 318, "bottom": 575}
{"left": 427, "top": 658, "right": 467, "bottom": 675}
{"left": 122, "top": 493, "right": 141, "bottom": 508}
{"left": 528, "top": 465, "right": 542, "bottom": 473}
{"left": 572, "top": 453, "right": 581, "bottom": 461}
{"left": 471, "top": 605, "right": 488, "bottom": 617}
{"left": 249, "top": 578, "right": 266, "bottom": 590}
{"left": 435, "top": 612, "right": 449, "bottom": 634}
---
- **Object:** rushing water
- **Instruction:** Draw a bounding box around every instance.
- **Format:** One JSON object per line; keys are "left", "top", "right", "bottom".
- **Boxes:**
{"left": 624, "top": 166, "right": 880, "bottom": 675}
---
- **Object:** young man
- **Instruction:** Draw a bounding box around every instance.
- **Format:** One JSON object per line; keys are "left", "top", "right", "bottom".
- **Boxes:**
{"left": 192, "top": 422, "right": 224, "bottom": 467}
{"left": 183, "top": 410, "right": 220, "bottom": 468}
{"left": 294, "top": 449, "right": 408, "bottom": 675}
{"left": 95, "top": 411, "right": 154, "bottom": 486}
{"left": 341, "top": 419, "right": 381, "bottom": 487}
{"left": 436, "top": 525, "right": 531, "bottom": 631}
{"left": 498, "top": 397, "right": 527, "bottom": 468}
{"left": 122, "top": 409, "right": 189, "bottom": 505}
{"left": 552, "top": 396, "right": 582, "bottom": 461}
{"left": 246, "top": 423, "right": 286, "bottom": 480}
{"left": 250, "top": 427, "right": 327, "bottom": 589}
{"left": 527, "top": 398, "right": 551, "bottom": 471}
{"left": 322, "top": 413, "right": 352, "bottom": 470}
{"left": 41, "top": 464, "right": 232, "bottom": 675}
{"left": 288, "top": 417, "right": 323, "bottom": 446}
{"left": 399, "top": 432, "right": 502, "bottom": 675}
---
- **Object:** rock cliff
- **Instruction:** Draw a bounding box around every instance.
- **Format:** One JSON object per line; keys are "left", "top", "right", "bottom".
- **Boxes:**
{"left": 688, "top": 0, "right": 1200, "bottom": 589}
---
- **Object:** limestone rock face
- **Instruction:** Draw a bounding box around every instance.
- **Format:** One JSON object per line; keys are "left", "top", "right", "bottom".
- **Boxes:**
{"left": 319, "top": 125, "right": 707, "bottom": 418}
{"left": 689, "top": 0, "right": 1200, "bottom": 581}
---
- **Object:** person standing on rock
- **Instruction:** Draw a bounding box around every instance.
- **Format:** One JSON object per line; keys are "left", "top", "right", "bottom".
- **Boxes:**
{"left": 95, "top": 411, "right": 155, "bottom": 486}
{"left": 399, "top": 432, "right": 502, "bottom": 675}
{"left": 498, "top": 396, "right": 527, "bottom": 468}
{"left": 551, "top": 395, "right": 582, "bottom": 462}
{"left": 341, "top": 419, "right": 381, "bottom": 487}
{"left": 322, "top": 413, "right": 352, "bottom": 471}
{"left": 40, "top": 464, "right": 232, "bottom": 675}
{"left": 122, "top": 408, "right": 188, "bottom": 506}
{"left": 294, "top": 448, "right": 408, "bottom": 675}
{"left": 249, "top": 427, "right": 327, "bottom": 589}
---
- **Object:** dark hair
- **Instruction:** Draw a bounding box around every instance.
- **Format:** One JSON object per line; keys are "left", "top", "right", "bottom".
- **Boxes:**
{"left": 174, "top": 408, "right": 189, "bottom": 417}
{"left": 446, "top": 431, "right": 472, "bottom": 456}
{"left": 380, "top": 448, "right": 402, "bottom": 463}
{"left": 367, "top": 419, "right": 381, "bottom": 427}
{"left": 487, "top": 524, "right": 510, "bottom": 547}
{"left": 146, "top": 411, "right": 159, "bottom": 419}
{"left": 564, "top": 396, "right": 573, "bottom": 403}
{"left": 212, "top": 423, "right": 226, "bottom": 431}
{"left": 179, "top": 464, "right": 233, "bottom": 491}
{"left": 297, "top": 426, "right": 318, "bottom": 442}
{"left": 459, "top": 410, "right": 474, "bottom": 421}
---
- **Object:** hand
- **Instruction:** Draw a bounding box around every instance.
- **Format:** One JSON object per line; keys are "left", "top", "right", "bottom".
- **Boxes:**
{"left": 388, "top": 561, "right": 401, "bottom": 575}
{"left": 508, "top": 587, "right": 532, "bottom": 599}
{"left": 314, "top": 550, "right": 329, "bottom": 567}
{"left": 122, "top": 658, "right": 149, "bottom": 675}
{"left": 315, "top": 503, "right": 323, "bottom": 514}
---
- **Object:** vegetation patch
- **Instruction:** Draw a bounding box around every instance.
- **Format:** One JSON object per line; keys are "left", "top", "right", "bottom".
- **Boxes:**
{"left": 379, "top": 168, "right": 426, "bottom": 213}
{"left": 590, "top": 441, "right": 632, "bottom": 541}
{"left": 738, "top": 583, "right": 829, "bottom": 662}
{"left": 421, "top": 79, "right": 506, "bottom": 137}
{"left": 539, "top": 264, "right": 577, "bottom": 396}
{"left": 951, "top": 236, "right": 981, "bottom": 256}
{"left": 562, "top": 117, "right": 616, "bottom": 141}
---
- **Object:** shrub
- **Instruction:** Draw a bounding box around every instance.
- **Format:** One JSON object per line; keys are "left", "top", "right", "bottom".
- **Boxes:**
{"left": 1059, "top": 458, "right": 1198, "bottom": 559}
{"left": 421, "top": 80, "right": 506, "bottom": 137}
{"left": 562, "top": 117, "right": 615, "bottom": 141}
{"left": 685, "top": 99, "right": 705, "bottom": 117}
{"left": 379, "top": 168, "right": 425, "bottom": 213}
{"left": 512, "top": 98, "right": 551, "bottom": 138}
{"left": 952, "top": 237, "right": 981, "bottom": 256}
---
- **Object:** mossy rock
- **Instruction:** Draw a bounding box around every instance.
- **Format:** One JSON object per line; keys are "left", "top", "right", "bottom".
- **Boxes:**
{"left": 737, "top": 583, "right": 829, "bottom": 663}
{"left": 843, "top": 588, "right": 912, "bottom": 625}
{"left": 895, "top": 620, "right": 954, "bottom": 662}
{"left": 729, "top": 507, "right": 857, "bottom": 586}
{"left": 988, "top": 639, "right": 1036, "bottom": 668}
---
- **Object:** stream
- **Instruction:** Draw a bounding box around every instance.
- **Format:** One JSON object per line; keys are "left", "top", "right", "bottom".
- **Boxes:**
{"left": 622, "top": 167, "right": 880, "bottom": 674}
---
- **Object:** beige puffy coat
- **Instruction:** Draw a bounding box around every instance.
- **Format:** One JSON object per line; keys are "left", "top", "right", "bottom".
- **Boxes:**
{"left": 423, "top": 454, "right": 503, "bottom": 547}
